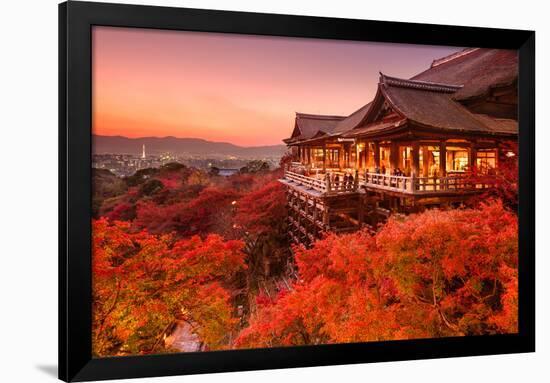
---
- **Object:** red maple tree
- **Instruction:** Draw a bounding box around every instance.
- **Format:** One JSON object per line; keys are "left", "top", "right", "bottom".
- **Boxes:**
{"left": 235, "top": 200, "right": 518, "bottom": 348}
{"left": 92, "top": 218, "right": 246, "bottom": 356}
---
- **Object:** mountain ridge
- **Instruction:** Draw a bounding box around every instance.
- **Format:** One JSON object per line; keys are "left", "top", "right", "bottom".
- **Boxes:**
{"left": 93, "top": 135, "right": 287, "bottom": 158}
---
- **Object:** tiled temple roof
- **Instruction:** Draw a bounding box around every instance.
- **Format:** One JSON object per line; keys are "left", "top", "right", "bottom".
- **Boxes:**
{"left": 285, "top": 113, "right": 345, "bottom": 144}
{"left": 411, "top": 48, "right": 518, "bottom": 101}
{"left": 285, "top": 48, "right": 518, "bottom": 144}
{"left": 379, "top": 74, "right": 514, "bottom": 134}
{"left": 332, "top": 102, "right": 372, "bottom": 134}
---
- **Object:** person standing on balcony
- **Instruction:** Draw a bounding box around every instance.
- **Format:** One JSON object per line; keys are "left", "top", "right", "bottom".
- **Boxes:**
{"left": 342, "top": 173, "right": 348, "bottom": 190}
{"left": 346, "top": 172, "right": 354, "bottom": 190}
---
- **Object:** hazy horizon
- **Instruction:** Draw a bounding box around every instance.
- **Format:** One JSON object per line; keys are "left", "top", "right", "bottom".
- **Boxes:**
{"left": 93, "top": 133, "right": 286, "bottom": 148}
{"left": 93, "top": 26, "right": 463, "bottom": 146}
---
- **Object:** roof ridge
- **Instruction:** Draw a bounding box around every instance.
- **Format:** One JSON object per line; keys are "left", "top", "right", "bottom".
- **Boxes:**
{"left": 380, "top": 73, "right": 463, "bottom": 93}
{"left": 430, "top": 48, "right": 480, "bottom": 68}
{"left": 295, "top": 112, "right": 346, "bottom": 120}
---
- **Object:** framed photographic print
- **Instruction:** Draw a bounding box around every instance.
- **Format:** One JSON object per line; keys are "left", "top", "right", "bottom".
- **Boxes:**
{"left": 59, "top": 1, "right": 535, "bottom": 381}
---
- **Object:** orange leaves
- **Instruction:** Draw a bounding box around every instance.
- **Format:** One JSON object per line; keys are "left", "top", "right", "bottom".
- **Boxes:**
{"left": 234, "top": 181, "right": 287, "bottom": 236}
{"left": 171, "top": 234, "right": 246, "bottom": 282}
{"left": 237, "top": 231, "right": 397, "bottom": 348}
{"left": 489, "top": 264, "right": 518, "bottom": 333}
{"left": 92, "top": 165, "right": 290, "bottom": 356}
{"left": 96, "top": 164, "right": 288, "bottom": 243}
{"left": 235, "top": 200, "right": 518, "bottom": 349}
{"left": 376, "top": 201, "right": 518, "bottom": 336}
{"left": 92, "top": 218, "right": 246, "bottom": 357}
{"left": 132, "top": 186, "right": 242, "bottom": 237}
{"left": 294, "top": 230, "right": 376, "bottom": 285}
{"left": 93, "top": 159, "right": 519, "bottom": 352}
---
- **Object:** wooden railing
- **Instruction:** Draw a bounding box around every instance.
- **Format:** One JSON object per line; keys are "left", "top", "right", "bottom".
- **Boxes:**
{"left": 284, "top": 169, "right": 495, "bottom": 195}
{"left": 361, "top": 172, "right": 495, "bottom": 194}
{"left": 283, "top": 170, "right": 359, "bottom": 194}
{"left": 327, "top": 174, "right": 359, "bottom": 193}
{"left": 412, "top": 175, "right": 495, "bottom": 193}
{"left": 362, "top": 173, "right": 413, "bottom": 192}
{"left": 284, "top": 170, "right": 328, "bottom": 194}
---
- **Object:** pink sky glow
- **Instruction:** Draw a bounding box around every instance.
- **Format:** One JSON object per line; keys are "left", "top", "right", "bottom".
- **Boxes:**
{"left": 92, "top": 27, "right": 462, "bottom": 146}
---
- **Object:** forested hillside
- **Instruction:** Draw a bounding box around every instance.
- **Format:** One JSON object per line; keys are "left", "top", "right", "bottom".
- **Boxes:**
{"left": 92, "top": 159, "right": 518, "bottom": 356}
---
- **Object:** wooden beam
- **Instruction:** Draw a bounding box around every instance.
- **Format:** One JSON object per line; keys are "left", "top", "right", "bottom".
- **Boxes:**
{"left": 338, "top": 144, "right": 344, "bottom": 170}
{"left": 358, "top": 196, "right": 364, "bottom": 226}
{"left": 354, "top": 142, "right": 362, "bottom": 169}
{"left": 469, "top": 141, "right": 477, "bottom": 172}
{"left": 322, "top": 143, "right": 327, "bottom": 172}
{"left": 390, "top": 141, "right": 399, "bottom": 171}
{"left": 411, "top": 142, "right": 420, "bottom": 177}
{"left": 439, "top": 141, "right": 447, "bottom": 177}
{"left": 366, "top": 141, "right": 371, "bottom": 170}
{"left": 422, "top": 146, "right": 430, "bottom": 177}
{"left": 373, "top": 141, "right": 380, "bottom": 169}
{"left": 323, "top": 206, "right": 330, "bottom": 228}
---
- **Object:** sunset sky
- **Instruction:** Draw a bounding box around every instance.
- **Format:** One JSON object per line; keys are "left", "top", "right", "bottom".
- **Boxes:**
{"left": 92, "top": 27, "right": 462, "bottom": 147}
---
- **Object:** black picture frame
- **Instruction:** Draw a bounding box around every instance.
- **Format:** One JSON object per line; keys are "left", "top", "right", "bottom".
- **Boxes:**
{"left": 59, "top": 1, "right": 535, "bottom": 381}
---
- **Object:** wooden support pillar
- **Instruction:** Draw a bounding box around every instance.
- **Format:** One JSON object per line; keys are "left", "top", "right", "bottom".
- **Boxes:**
{"left": 338, "top": 144, "right": 345, "bottom": 170}
{"left": 307, "top": 147, "right": 311, "bottom": 165}
{"left": 347, "top": 144, "right": 353, "bottom": 168}
{"left": 312, "top": 203, "right": 318, "bottom": 227}
{"left": 469, "top": 141, "right": 477, "bottom": 172}
{"left": 355, "top": 140, "right": 362, "bottom": 169}
{"left": 363, "top": 141, "right": 370, "bottom": 170}
{"left": 322, "top": 143, "right": 327, "bottom": 172}
{"left": 422, "top": 146, "right": 430, "bottom": 177}
{"left": 373, "top": 141, "right": 380, "bottom": 169}
{"left": 372, "top": 200, "right": 379, "bottom": 228}
{"left": 323, "top": 206, "right": 330, "bottom": 228}
{"left": 439, "top": 141, "right": 447, "bottom": 177}
{"left": 411, "top": 142, "right": 420, "bottom": 177}
{"left": 390, "top": 142, "right": 399, "bottom": 171}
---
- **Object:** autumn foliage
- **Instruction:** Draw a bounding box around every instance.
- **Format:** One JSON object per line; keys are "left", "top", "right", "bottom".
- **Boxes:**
{"left": 235, "top": 201, "right": 518, "bottom": 348}
{"left": 92, "top": 161, "right": 518, "bottom": 355}
{"left": 134, "top": 187, "right": 241, "bottom": 237}
{"left": 92, "top": 218, "right": 246, "bottom": 356}
{"left": 467, "top": 142, "right": 519, "bottom": 210}
{"left": 92, "top": 163, "right": 291, "bottom": 356}
{"left": 234, "top": 181, "right": 287, "bottom": 236}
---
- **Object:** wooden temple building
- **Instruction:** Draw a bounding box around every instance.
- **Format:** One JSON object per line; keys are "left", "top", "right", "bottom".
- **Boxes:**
{"left": 279, "top": 48, "right": 518, "bottom": 247}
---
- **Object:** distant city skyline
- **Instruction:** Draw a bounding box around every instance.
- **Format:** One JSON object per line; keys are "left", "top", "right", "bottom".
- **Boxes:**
{"left": 93, "top": 26, "right": 463, "bottom": 146}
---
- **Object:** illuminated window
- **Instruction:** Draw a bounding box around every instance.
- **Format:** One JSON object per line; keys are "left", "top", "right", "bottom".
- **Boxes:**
{"left": 477, "top": 150, "right": 496, "bottom": 173}
{"left": 451, "top": 150, "right": 468, "bottom": 171}
{"left": 401, "top": 146, "right": 412, "bottom": 174}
